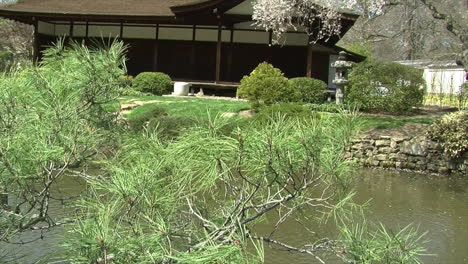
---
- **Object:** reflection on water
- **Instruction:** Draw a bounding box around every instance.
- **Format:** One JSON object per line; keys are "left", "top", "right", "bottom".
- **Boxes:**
{"left": 257, "top": 169, "right": 468, "bottom": 264}
{"left": 2, "top": 169, "right": 467, "bottom": 264}
{"left": 1, "top": 175, "right": 86, "bottom": 263}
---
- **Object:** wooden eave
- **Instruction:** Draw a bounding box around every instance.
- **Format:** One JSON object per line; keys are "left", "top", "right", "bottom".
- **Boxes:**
{"left": 171, "top": 0, "right": 245, "bottom": 16}
{"left": 0, "top": 8, "right": 251, "bottom": 26}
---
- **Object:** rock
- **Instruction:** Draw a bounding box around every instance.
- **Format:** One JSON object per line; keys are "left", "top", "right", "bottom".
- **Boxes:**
{"left": 379, "top": 135, "right": 392, "bottom": 140}
{"left": 221, "top": 112, "right": 237, "bottom": 118}
{"left": 395, "top": 161, "right": 403, "bottom": 168}
{"left": 375, "top": 140, "right": 390, "bottom": 147}
{"left": 343, "top": 152, "right": 353, "bottom": 159}
{"left": 427, "top": 163, "right": 437, "bottom": 171}
{"left": 238, "top": 110, "right": 255, "bottom": 118}
{"left": 120, "top": 103, "right": 139, "bottom": 110}
{"left": 447, "top": 162, "right": 457, "bottom": 170}
{"left": 389, "top": 153, "right": 406, "bottom": 161}
{"left": 458, "top": 164, "right": 466, "bottom": 171}
{"left": 375, "top": 154, "right": 387, "bottom": 161}
{"left": 196, "top": 88, "right": 204, "bottom": 97}
{"left": 393, "top": 136, "right": 410, "bottom": 143}
{"left": 400, "top": 140, "right": 429, "bottom": 157}
{"left": 378, "top": 147, "right": 392, "bottom": 153}
{"left": 438, "top": 167, "right": 449, "bottom": 174}
{"left": 351, "top": 143, "right": 363, "bottom": 150}
{"left": 354, "top": 152, "right": 363, "bottom": 158}
{"left": 381, "top": 161, "right": 395, "bottom": 168}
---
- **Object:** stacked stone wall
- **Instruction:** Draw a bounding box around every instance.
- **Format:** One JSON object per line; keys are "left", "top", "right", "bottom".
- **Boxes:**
{"left": 345, "top": 135, "right": 467, "bottom": 174}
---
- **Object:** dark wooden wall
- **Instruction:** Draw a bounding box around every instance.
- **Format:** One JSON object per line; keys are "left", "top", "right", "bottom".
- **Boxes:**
{"left": 37, "top": 34, "right": 330, "bottom": 84}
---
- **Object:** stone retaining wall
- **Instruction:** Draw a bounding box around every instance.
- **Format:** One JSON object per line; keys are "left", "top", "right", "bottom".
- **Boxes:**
{"left": 345, "top": 135, "right": 467, "bottom": 174}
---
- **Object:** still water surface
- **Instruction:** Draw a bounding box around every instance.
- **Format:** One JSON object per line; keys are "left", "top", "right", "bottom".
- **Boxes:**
{"left": 2, "top": 169, "right": 468, "bottom": 263}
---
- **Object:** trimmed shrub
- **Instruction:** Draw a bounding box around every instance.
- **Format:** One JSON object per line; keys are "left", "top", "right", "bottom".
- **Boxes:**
{"left": 119, "top": 75, "right": 144, "bottom": 96}
{"left": 347, "top": 60, "right": 425, "bottom": 113}
{"left": 427, "top": 110, "right": 468, "bottom": 158}
{"left": 289, "top": 77, "right": 328, "bottom": 104}
{"left": 237, "top": 62, "right": 297, "bottom": 107}
{"left": 128, "top": 105, "right": 168, "bottom": 131}
{"left": 132, "top": 72, "right": 172, "bottom": 95}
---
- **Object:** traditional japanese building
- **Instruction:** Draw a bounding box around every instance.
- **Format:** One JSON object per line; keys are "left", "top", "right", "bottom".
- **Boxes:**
{"left": 0, "top": 0, "right": 362, "bottom": 87}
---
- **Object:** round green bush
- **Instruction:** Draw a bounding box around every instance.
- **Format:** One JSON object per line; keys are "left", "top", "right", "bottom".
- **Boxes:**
{"left": 347, "top": 60, "right": 425, "bottom": 113}
{"left": 237, "top": 62, "right": 297, "bottom": 107}
{"left": 132, "top": 72, "right": 172, "bottom": 95}
{"left": 427, "top": 110, "right": 467, "bottom": 158}
{"left": 459, "top": 82, "right": 468, "bottom": 108}
{"left": 289, "top": 77, "right": 327, "bottom": 104}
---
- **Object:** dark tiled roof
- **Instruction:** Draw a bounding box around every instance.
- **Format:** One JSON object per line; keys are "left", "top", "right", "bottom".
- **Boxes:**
{"left": 0, "top": 0, "right": 211, "bottom": 16}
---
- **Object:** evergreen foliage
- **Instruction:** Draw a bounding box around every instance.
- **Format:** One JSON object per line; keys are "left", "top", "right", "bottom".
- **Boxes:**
{"left": 237, "top": 62, "right": 296, "bottom": 107}
{"left": 347, "top": 60, "right": 425, "bottom": 113}
{"left": 0, "top": 39, "right": 126, "bottom": 240}
{"left": 289, "top": 77, "right": 328, "bottom": 104}
{"left": 252, "top": 103, "right": 317, "bottom": 124}
{"left": 127, "top": 105, "right": 168, "bottom": 131}
{"left": 0, "top": 40, "right": 428, "bottom": 264}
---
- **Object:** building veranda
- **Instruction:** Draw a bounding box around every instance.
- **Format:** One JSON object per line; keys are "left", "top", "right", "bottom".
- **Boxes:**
{"left": 0, "top": 0, "right": 363, "bottom": 87}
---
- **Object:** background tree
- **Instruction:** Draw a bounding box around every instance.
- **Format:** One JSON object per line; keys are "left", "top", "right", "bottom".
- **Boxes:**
{"left": 253, "top": 0, "right": 467, "bottom": 69}
{"left": 0, "top": 18, "right": 32, "bottom": 71}
{"left": 252, "top": 0, "right": 387, "bottom": 43}
{"left": 340, "top": 0, "right": 466, "bottom": 65}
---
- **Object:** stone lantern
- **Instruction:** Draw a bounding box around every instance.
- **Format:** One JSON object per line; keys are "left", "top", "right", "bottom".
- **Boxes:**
{"left": 331, "top": 51, "right": 355, "bottom": 104}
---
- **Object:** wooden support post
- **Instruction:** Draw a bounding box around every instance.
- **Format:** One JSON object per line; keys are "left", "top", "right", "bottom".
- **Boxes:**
{"left": 226, "top": 28, "right": 234, "bottom": 82}
{"left": 268, "top": 30, "right": 273, "bottom": 63}
{"left": 306, "top": 40, "right": 313, "bottom": 78}
{"left": 85, "top": 21, "right": 89, "bottom": 39}
{"left": 120, "top": 22, "right": 124, "bottom": 38}
{"left": 32, "top": 19, "right": 39, "bottom": 65}
{"left": 153, "top": 24, "right": 159, "bottom": 72}
{"left": 191, "top": 25, "right": 196, "bottom": 79}
{"left": 215, "top": 22, "right": 222, "bottom": 83}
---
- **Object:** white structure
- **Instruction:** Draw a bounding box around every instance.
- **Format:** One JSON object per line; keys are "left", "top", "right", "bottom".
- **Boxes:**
{"left": 395, "top": 60, "right": 466, "bottom": 94}
{"left": 0, "top": 0, "right": 363, "bottom": 86}
{"left": 173, "top": 82, "right": 191, "bottom": 96}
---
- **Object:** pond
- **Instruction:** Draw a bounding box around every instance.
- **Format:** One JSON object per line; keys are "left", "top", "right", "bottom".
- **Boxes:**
{"left": 2, "top": 169, "right": 467, "bottom": 263}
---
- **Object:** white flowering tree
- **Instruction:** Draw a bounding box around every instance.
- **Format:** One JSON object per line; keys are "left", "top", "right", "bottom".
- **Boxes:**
{"left": 252, "top": 0, "right": 388, "bottom": 43}
{"left": 0, "top": 0, "right": 17, "bottom": 5}
{"left": 252, "top": 0, "right": 467, "bottom": 69}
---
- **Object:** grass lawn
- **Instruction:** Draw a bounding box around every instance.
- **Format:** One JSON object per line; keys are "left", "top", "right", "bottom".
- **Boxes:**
{"left": 359, "top": 115, "right": 436, "bottom": 130}
{"left": 110, "top": 96, "right": 439, "bottom": 130}
{"left": 116, "top": 96, "right": 251, "bottom": 120}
